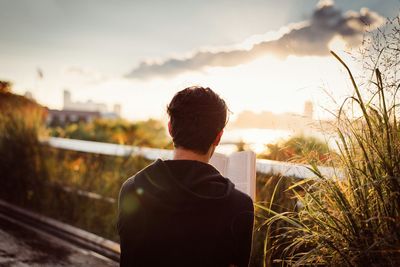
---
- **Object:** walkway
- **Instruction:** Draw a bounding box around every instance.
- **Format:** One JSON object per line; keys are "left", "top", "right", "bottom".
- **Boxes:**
{"left": 0, "top": 215, "right": 117, "bottom": 267}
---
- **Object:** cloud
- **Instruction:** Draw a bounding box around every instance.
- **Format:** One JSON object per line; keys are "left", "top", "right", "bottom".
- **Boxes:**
{"left": 125, "top": 0, "right": 384, "bottom": 80}
{"left": 64, "top": 66, "right": 108, "bottom": 84}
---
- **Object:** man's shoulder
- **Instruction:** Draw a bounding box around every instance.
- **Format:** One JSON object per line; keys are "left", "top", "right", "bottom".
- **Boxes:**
{"left": 228, "top": 186, "right": 254, "bottom": 213}
{"left": 120, "top": 160, "right": 159, "bottom": 193}
{"left": 119, "top": 172, "right": 138, "bottom": 196}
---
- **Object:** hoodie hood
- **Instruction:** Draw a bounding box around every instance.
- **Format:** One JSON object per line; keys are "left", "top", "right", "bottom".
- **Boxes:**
{"left": 131, "top": 159, "right": 235, "bottom": 209}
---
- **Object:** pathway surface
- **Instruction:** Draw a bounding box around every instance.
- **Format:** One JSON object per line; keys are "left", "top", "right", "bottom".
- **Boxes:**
{"left": 0, "top": 215, "right": 117, "bottom": 267}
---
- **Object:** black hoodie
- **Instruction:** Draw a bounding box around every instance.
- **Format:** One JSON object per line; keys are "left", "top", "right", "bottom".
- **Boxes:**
{"left": 117, "top": 159, "right": 254, "bottom": 267}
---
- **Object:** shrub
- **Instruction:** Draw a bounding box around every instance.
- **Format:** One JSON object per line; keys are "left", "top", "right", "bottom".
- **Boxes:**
{"left": 0, "top": 82, "right": 47, "bottom": 204}
{"left": 259, "top": 135, "right": 332, "bottom": 164}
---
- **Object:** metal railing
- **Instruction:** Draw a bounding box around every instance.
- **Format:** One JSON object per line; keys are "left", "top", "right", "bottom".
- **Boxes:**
{"left": 3, "top": 136, "right": 339, "bottom": 262}
{"left": 42, "top": 137, "right": 339, "bottom": 179}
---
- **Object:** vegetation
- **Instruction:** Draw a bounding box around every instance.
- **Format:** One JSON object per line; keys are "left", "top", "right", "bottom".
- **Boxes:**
{"left": 259, "top": 18, "right": 400, "bottom": 266}
{"left": 0, "top": 81, "right": 47, "bottom": 206}
{"left": 251, "top": 173, "right": 299, "bottom": 266}
{"left": 50, "top": 118, "right": 172, "bottom": 149}
{"left": 3, "top": 17, "right": 399, "bottom": 266}
{"left": 38, "top": 147, "right": 151, "bottom": 240}
{"left": 0, "top": 83, "right": 155, "bottom": 240}
{"left": 259, "top": 135, "right": 332, "bottom": 165}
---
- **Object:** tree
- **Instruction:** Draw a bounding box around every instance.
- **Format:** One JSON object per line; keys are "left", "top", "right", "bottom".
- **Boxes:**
{"left": 0, "top": 81, "right": 12, "bottom": 93}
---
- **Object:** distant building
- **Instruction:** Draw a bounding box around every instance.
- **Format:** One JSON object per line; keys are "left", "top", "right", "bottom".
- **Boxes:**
{"left": 63, "top": 90, "right": 108, "bottom": 113}
{"left": 100, "top": 111, "right": 120, "bottom": 120}
{"left": 47, "top": 109, "right": 101, "bottom": 126}
{"left": 113, "top": 104, "right": 121, "bottom": 116}
{"left": 304, "top": 101, "right": 314, "bottom": 119}
{"left": 46, "top": 90, "right": 121, "bottom": 126}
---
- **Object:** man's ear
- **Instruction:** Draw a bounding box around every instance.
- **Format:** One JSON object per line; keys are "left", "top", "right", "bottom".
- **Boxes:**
{"left": 168, "top": 121, "right": 172, "bottom": 136}
{"left": 212, "top": 130, "right": 224, "bottom": 146}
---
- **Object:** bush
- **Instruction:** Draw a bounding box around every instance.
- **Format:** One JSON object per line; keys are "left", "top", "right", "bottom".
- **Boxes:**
{"left": 259, "top": 135, "right": 332, "bottom": 164}
{"left": 49, "top": 118, "right": 173, "bottom": 149}
{"left": 0, "top": 82, "right": 47, "bottom": 204}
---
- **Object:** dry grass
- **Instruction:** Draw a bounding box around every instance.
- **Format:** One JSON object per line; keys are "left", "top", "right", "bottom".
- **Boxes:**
{"left": 258, "top": 23, "right": 400, "bottom": 266}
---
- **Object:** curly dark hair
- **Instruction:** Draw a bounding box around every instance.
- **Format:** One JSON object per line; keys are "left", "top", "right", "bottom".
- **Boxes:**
{"left": 167, "top": 86, "right": 228, "bottom": 154}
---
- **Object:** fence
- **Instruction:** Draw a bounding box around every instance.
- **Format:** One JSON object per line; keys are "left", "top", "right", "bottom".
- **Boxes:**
{"left": 37, "top": 136, "right": 341, "bottom": 265}
{"left": 42, "top": 137, "right": 338, "bottom": 179}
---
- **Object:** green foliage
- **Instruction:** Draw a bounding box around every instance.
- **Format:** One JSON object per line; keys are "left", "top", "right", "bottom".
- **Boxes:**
{"left": 0, "top": 82, "right": 162, "bottom": 240}
{"left": 42, "top": 147, "right": 151, "bottom": 198}
{"left": 133, "top": 119, "right": 172, "bottom": 148}
{"left": 37, "top": 148, "right": 152, "bottom": 240}
{"left": 0, "top": 82, "right": 47, "bottom": 204}
{"left": 0, "top": 81, "right": 12, "bottom": 93}
{"left": 259, "top": 135, "right": 332, "bottom": 164}
{"left": 49, "top": 118, "right": 172, "bottom": 149}
{"left": 251, "top": 174, "right": 300, "bottom": 267}
{"left": 261, "top": 19, "right": 400, "bottom": 267}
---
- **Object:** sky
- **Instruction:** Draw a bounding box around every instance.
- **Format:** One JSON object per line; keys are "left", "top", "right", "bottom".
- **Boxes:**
{"left": 1, "top": 0, "right": 399, "bottom": 121}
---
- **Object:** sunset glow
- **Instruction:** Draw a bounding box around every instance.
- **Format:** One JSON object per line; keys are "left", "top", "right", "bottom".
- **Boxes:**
{"left": 2, "top": 1, "right": 394, "bottom": 120}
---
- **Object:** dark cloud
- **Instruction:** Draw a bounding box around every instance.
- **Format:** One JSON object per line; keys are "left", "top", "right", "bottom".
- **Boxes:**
{"left": 126, "top": 0, "right": 384, "bottom": 79}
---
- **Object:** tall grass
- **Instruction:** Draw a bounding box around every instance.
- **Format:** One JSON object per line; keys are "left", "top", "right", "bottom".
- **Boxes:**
{"left": 252, "top": 174, "right": 300, "bottom": 267}
{"left": 259, "top": 25, "right": 400, "bottom": 266}
{"left": 0, "top": 86, "right": 48, "bottom": 205}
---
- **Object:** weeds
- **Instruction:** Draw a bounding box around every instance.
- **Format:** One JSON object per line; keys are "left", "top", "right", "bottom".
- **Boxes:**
{"left": 261, "top": 18, "right": 400, "bottom": 266}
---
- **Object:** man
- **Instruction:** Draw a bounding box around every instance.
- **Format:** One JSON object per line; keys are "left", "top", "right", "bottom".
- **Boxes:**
{"left": 118, "top": 86, "right": 254, "bottom": 267}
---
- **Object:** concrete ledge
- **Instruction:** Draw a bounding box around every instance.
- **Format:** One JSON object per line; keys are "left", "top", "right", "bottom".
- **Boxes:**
{"left": 0, "top": 199, "right": 120, "bottom": 262}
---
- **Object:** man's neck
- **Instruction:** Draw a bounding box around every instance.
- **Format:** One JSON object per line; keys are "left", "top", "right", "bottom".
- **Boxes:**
{"left": 173, "top": 147, "right": 211, "bottom": 164}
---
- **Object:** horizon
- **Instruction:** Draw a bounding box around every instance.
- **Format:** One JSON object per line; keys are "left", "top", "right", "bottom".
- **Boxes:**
{"left": 1, "top": 0, "right": 399, "bottom": 121}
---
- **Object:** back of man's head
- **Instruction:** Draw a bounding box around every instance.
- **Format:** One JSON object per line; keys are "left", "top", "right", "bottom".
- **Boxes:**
{"left": 167, "top": 86, "right": 228, "bottom": 155}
